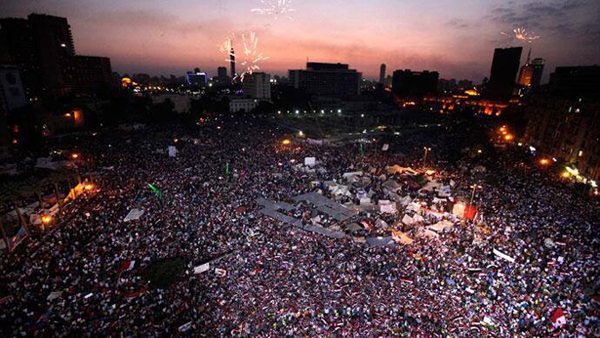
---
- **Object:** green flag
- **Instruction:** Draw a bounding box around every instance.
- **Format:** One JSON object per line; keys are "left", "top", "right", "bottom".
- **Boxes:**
{"left": 225, "top": 162, "right": 230, "bottom": 176}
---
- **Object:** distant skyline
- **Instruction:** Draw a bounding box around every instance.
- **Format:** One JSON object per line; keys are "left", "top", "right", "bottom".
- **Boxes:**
{"left": 2, "top": 0, "right": 599, "bottom": 83}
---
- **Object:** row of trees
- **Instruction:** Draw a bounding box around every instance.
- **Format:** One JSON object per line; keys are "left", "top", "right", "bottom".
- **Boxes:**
{"left": 0, "top": 168, "right": 82, "bottom": 251}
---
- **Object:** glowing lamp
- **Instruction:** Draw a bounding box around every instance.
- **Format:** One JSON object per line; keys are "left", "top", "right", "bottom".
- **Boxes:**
{"left": 42, "top": 215, "right": 52, "bottom": 224}
{"left": 71, "top": 153, "right": 79, "bottom": 159}
{"left": 539, "top": 159, "right": 550, "bottom": 165}
{"left": 85, "top": 184, "right": 94, "bottom": 191}
{"left": 282, "top": 139, "right": 291, "bottom": 145}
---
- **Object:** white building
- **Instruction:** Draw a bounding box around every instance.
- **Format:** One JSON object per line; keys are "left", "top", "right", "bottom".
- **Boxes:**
{"left": 229, "top": 99, "right": 258, "bottom": 113}
{"left": 242, "top": 72, "right": 271, "bottom": 99}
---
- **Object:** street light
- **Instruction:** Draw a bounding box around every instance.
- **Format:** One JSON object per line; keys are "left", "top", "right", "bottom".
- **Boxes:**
{"left": 469, "top": 184, "right": 482, "bottom": 206}
{"left": 423, "top": 147, "right": 432, "bottom": 166}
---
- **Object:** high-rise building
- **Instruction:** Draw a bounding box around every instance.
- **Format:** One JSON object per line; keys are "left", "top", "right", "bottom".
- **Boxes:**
{"left": 0, "top": 13, "right": 111, "bottom": 100}
{"left": 548, "top": 66, "right": 600, "bottom": 99}
{"left": 524, "top": 98, "right": 599, "bottom": 181}
{"left": 242, "top": 72, "right": 271, "bottom": 99}
{"left": 230, "top": 48, "right": 236, "bottom": 79}
{"left": 518, "top": 49, "right": 534, "bottom": 87}
{"left": 524, "top": 65, "right": 600, "bottom": 181}
{"left": 288, "top": 62, "right": 362, "bottom": 98}
{"left": 487, "top": 47, "right": 522, "bottom": 101}
{"left": 392, "top": 69, "right": 439, "bottom": 97}
{"left": 218, "top": 66, "right": 227, "bottom": 78}
{"left": 379, "top": 64, "right": 386, "bottom": 85}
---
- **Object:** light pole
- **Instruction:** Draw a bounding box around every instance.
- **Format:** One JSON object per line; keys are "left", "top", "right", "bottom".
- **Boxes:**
{"left": 423, "top": 147, "right": 432, "bottom": 167}
{"left": 469, "top": 184, "right": 482, "bottom": 206}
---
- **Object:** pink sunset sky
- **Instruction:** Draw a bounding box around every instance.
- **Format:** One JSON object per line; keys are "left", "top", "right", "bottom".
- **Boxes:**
{"left": 2, "top": 0, "right": 599, "bottom": 83}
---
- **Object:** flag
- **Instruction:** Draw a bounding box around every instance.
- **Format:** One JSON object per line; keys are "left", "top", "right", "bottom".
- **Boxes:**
{"left": 399, "top": 277, "right": 413, "bottom": 284}
{"left": 225, "top": 162, "right": 230, "bottom": 176}
{"left": 215, "top": 268, "right": 227, "bottom": 277}
{"left": 178, "top": 321, "right": 192, "bottom": 332}
{"left": 119, "top": 260, "right": 136, "bottom": 271}
{"left": 551, "top": 308, "right": 566, "bottom": 329}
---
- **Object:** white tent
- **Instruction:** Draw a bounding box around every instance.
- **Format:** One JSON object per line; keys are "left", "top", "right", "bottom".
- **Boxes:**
{"left": 402, "top": 214, "right": 414, "bottom": 225}
{"left": 124, "top": 209, "right": 145, "bottom": 222}
{"left": 428, "top": 220, "right": 454, "bottom": 232}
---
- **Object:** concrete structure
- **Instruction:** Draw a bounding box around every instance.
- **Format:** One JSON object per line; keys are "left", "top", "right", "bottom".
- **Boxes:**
{"left": 289, "top": 62, "right": 361, "bottom": 98}
{"left": 392, "top": 69, "right": 439, "bottom": 97}
{"left": 487, "top": 47, "right": 522, "bottom": 101}
{"left": 242, "top": 72, "right": 271, "bottom": 99}
{"left": 229, "top": 98, "right": 258, "bottom": 113}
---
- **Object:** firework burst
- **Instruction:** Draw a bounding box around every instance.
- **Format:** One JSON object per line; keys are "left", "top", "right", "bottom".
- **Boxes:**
{"left": 501, "top": 27, "right": 540, "bottom": 43}
{"left": 219, "top": 32, "right": 270, "bottom": 82}
{"left": 251, "top": 0, "right": 296, "bottom": 20}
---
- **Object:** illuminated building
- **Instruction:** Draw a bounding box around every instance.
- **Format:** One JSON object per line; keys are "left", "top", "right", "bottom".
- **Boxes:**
{"left": 242, "top": 72, "right": 271, "bottom": 100}
{"left": 518, "top": 49, "right": 545, "bottom": 88}
{"left": 487, "top": 47, "right": 522, "bottom": 101}
{"left": 186, "top": 69, "right": 208, "bottom": 87}
{"left": 392, "top": 69, "right": 439, "bottom": 97}
{"left": 524, "top": 66, "right": 600, "bottom": 180}
{"left": 289, "top": 62, "right": 362, "bottom": 99}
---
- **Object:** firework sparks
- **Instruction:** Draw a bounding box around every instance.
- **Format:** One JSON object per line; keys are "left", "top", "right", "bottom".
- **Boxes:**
{"left": 501, "top": 27, "right": 540, "bottom": 43}
{"left": 219, "top": 32, "right": 270, "bottom": 82}
{"left": 251, "top": 0, "right": 296, "bottom": 20}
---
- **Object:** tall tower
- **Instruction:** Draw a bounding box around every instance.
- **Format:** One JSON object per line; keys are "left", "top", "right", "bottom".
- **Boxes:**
{"left": 379, "top": 63, "right": 386, "bottom": 85}
{"left": 487, "top": 46, "right": 522, "bottom": 100}
{"left": 230, "top": 47, "right": 236, "bottom": 79}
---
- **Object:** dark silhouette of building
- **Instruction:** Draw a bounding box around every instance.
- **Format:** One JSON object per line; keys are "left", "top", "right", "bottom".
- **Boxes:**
{"left": 0, "top": 13, "right": 111, "bottom": 100}
{"left": 487, "top": 47, "right": 522, "bottom": 101}
{"left": 216, "top": 66, "right": 229, "bottom": 84}
{"left": 288, "top": 62, "right": 362, "bottom": 98}
{"left": 392, "top": 69, "right": 439, "bottom": 97}
{"left": 379, "top": 64, "right": 386, "bottom": 85}
{"left": 548, "top": 66, "right": 600, "bottom": 99}
{"left": 530, "top": 58, "right": 545, "bottom": 88}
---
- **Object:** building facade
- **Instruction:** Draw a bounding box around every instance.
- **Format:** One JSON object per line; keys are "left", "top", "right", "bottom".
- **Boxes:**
{"left": 0, "top": 65, "right": 28, "bottom": 112}
{"left": 487, "top": 47, "right": 522, "bottom": 101}
{"left": 524, "top": 97, "right": 599, "bottom": 181}
{"left": 392, "top": 69, "right": 439, "bottom": 97}
{"left": 242, "top": 72, "right": 271, "bottom": 99}
{"left": 289, "top": 62, "right": 361, "bottom": 99}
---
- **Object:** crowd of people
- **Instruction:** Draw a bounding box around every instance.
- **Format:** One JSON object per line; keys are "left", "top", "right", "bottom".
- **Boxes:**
{"left": 0, "top": 116, "right": 598, "bottom": 337}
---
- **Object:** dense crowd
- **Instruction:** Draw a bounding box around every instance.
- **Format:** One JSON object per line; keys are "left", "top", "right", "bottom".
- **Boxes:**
{"left": 0, "top": 116, "right": 598, "bottom": 337}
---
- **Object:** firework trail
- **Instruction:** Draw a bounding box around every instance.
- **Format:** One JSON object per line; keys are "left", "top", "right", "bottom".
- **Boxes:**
{"left": 501, "top": 27, "right": 540, "bottom": 43}
{"left": 218, "top": 32, "right": 270, "bottom": 82}
{"left": 251, "top": 0, "right": 296, "bottom": 20}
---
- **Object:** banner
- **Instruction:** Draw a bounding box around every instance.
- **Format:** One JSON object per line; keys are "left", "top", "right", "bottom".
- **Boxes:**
{"left": 493, "top": 249, "right": 515, "bottom": 263}
{"left": 304, "top": 157, "right": 316, "bottom": 166}
{"left": 193, "top": 263, "right": 210, "bottom": 274}
{"left": 168, "top": 146, "right": 178, "bottom": 158}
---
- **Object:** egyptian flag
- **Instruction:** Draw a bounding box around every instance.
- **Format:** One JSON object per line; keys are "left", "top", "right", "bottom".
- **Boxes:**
{"left": 119, "top": 260, "right": 136, "bottom": 272}
{"left": 551, "top": 308, "right": 566, "bottom": 329}
{"left": 400, "top": 277, "right": 413, "bottom": 284}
